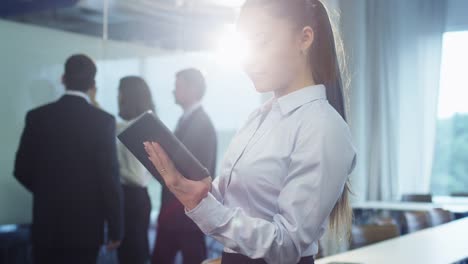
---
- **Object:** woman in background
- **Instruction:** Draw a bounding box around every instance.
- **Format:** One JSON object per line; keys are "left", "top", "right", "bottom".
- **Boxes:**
{"left": 116, "top": 76, "right": 155, "bottom": 264}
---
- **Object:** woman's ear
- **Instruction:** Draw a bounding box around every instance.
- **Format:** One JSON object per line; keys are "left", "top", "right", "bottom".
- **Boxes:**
{"left": 300, "top": 26, "right": 314, "bottom": 54}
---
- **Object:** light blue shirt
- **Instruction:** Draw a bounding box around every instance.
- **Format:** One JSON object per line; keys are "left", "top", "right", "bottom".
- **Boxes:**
{"left": 186, "top": 84, "right": 357, "bottom": 264}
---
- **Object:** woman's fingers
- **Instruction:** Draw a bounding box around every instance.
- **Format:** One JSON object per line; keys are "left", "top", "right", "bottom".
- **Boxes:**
{"left": 145, "top": 141, "right": 181, "bottom": 188}
{"left": 144, "top": 142, "right": 165, "bottom": 174}
{"left": 144, "top": 142, "right": 209, "bottom": 210}
{"left": 144, "top": 142, "right": 157, "bottom": 160}
{"left": 151, "top": 142, "right": 174, "bottom": 170}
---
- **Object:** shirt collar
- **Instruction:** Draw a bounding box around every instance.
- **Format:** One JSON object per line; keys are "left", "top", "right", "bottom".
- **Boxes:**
{"left": 182, "top": 101, "right": 202, "bottom": 120}
{"left": 275, "top": 84, "right": 327, "bottom": 116}
{"left": 64, "top": 90, "right": 91, "bottom": 104}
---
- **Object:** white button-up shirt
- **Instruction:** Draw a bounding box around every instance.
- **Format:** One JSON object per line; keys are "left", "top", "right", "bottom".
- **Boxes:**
{"left": 186, "top": 84, "right": 356, "bottom": 264}
{"left": 64, "top": 90, "right": 91, "bottom": 103}
{"left": 117, "top": 119, "right": 152, "bottom": 187}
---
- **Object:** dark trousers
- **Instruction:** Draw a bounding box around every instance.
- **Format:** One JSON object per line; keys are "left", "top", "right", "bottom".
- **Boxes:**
{"left": 221, "top": 252, "right": 315, "bottom": 264}
{"left": 118, "top": 184, "right": 151, "bottom": 264}
{"left": 152, "top": 225, "right": 206, "bottom": 264}
{"left": 33, "top": 246, "right": 98, "bottom": 264}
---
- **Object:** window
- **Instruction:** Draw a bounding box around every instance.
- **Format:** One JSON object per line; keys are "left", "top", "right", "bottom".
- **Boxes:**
{"left": 431, "top": 31, "right": 468, "bottom": 195}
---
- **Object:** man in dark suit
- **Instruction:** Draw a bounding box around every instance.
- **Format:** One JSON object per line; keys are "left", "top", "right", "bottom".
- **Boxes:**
{"left": 14, "top": 54, "right": 123, "bottom": 264}
{"left": 152, "top": 68, "right": 217, "bottom": 264}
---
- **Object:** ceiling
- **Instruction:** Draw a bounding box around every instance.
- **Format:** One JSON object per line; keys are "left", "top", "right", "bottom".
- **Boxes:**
{"left": 0, "top": 0, "right": 246, "bottom": 50}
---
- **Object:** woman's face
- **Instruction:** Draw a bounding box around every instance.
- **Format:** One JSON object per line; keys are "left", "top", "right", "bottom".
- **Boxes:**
{"left": 238, "top": 5, "right": 303, "bottom": 94}
{"left": 173, "top": 77, "right": 189, "bottom": 107}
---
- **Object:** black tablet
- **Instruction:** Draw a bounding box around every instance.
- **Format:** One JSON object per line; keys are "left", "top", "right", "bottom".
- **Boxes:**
{"left": 117, "top": 111, "right": 210, "bottom": 182}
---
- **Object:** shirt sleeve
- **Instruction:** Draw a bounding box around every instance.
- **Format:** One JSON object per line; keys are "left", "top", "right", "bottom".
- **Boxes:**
{"left": 210, "top": 176, "right": 223, "bottom": 201}
{"left": 186, "top": 116, "right": 356, "bottom": 264}
{"left": 14, "top": 111, "right": 36, "bottom": 192}
{"left": 97, "top": 117, "right": 124, "bottom": 241}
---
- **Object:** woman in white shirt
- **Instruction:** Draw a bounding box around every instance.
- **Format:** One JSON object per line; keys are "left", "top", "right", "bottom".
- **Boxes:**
{"left": 144, "top": 0, "right": 356, "bottom": 263}
{"left": 117, "top": 76, "right": 155, "bottom": 264}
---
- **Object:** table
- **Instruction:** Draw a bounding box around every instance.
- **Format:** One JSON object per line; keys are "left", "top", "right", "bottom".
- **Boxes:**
{"left": 316, "top": 217, "right": 468, "bottom": 264}
{"left": 353, "top": 201, "right": 468, "bottom": 214}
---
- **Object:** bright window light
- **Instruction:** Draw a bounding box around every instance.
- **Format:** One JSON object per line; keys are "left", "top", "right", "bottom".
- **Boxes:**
{"left": 214, "top": 24, "right": 251, "bottom": 67}
{"left": 437, "top": 31, "right": 468, "bottom": 118}
{"left": 431, "top": 31, "right": 468, "bottom": 195}
{"left": 208, "top": 0, "right": 246, "bottom": 7}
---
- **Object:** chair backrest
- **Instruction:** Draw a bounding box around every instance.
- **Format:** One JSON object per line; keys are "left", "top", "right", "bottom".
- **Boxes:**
{"left": 403, "top": 211, "right": 430, "bottom": 233}
{"left": 401, "top": 194, "right": 433, "bottom": 203}
{"left": 450, "top": 192, "right": 468, "bottom": 197}
{"left": 351, "top": 224, "right": 400, "bottom": 249}
{"left": 373, "top": 216, "right": 398, "bottom": 226}
{"left": 428, "top": 208, "right": 454, "bottom": 226}
{"left": 201, "top": 258, "right": 221, "bottom": 264}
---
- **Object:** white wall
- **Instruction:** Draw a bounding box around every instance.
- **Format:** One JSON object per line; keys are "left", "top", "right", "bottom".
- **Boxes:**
{"left": 0, "top": 19, "right": 260, "bottom": 225}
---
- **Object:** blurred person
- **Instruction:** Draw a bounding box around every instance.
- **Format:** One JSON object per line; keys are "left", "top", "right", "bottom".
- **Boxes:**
{"left": 14, "top": 54, "right": 123, "bottom": 264}
{"left": 116, "top": 76, "right": 155, "bottom": 264}
{"left": 152, "top": 68, "right": 217, "bottom": 264}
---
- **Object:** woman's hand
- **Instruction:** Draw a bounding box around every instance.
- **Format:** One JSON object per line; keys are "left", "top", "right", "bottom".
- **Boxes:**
{"left": 144, "top": 142, "right": 211, "bottom": 210}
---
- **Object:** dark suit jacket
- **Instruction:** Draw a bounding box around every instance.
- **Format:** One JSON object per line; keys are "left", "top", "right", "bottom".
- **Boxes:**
{"left": 14, "top": 95, "right": 123, "bottom": 249}
{"left": 158, "top": 106, "right": 217, "bottom": 230}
